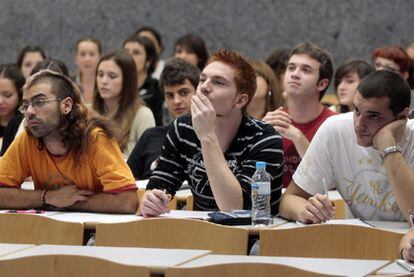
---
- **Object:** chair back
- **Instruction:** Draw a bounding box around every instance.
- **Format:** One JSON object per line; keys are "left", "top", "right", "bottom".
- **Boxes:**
{"left": 0, "top": 214, "right": 83, "bottom": 245}
{"left": 96, "top": 218, "right": 249, "bottom": 254}
{"left": 0, "top": 254, "right": 150, "bottom": 277}
{"left": 165, "top": 263, "right": 335, "bottom": 277}
{"left": 260, "top": 224, "right": 403, "bottom": 259}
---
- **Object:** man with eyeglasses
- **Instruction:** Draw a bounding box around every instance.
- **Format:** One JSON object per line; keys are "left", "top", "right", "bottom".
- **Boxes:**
{"left": 280, "top": 70, "right": 414, "bottom": 223}
{"left": 263, "top": 42, "right": 337, "bottom": 188}
{"left": 0, "top": 70, "right": 138, "bottom": 213}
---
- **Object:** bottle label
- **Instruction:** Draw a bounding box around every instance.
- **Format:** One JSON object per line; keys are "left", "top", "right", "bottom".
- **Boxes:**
{"left": 252, "top": 182, "right": 270, "bottom": 194}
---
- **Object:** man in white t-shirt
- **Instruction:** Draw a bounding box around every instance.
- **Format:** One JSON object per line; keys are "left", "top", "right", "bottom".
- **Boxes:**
{"left": 280, "top": 70, "right": 414, "bottom": 222}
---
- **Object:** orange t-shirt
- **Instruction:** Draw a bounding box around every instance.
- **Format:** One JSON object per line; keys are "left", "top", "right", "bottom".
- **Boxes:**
{"left": 0, "top": 129, "right": 136, "bottom": 192}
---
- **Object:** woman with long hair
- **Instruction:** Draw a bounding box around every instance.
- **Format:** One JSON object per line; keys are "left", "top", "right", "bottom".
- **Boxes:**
{"left": 0, "top": 64, "right": 25, "bottom": 149}
{"left": 17, "top": 45, "right": 46, "bottom": 79}
{"left": 247, "top": 59, "right": 283, "bottom": 120}
{"left": 92, "top": 50, "right": 155, "bottom": 157}
{"left": 123, "top": 35, "right": 163, "bottom": 126}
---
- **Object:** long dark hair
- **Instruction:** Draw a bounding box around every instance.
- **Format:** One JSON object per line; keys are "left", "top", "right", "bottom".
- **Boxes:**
{"left": 92, "top": 50, "right": 142, "bottom": 151}
{"left": 24, "top": 69, "right": 114, "bottom": 163}
{"left": 0, "top": 63, "right": 25, "bottom": 112}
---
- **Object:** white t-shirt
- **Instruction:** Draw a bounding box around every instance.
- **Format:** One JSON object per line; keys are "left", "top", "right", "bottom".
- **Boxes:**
{"left": 293, "top": 112, "right": 414, "bottom": 221}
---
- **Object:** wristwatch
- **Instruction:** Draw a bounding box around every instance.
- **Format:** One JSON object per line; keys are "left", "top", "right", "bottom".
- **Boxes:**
{"left": 380, "top": 145, "right": 402, "bottom": 160}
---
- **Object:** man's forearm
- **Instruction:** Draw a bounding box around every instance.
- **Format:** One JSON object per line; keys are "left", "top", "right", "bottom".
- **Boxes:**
{"left": 70, "top": 190, "right": 139, "bottom": 214}
{"left": 279, "top": 193, "right": 308, "bottom": 221}
{"left": 201, "top": 135, "right": 243, "bottom": 211}
{"left": 0, "top": 187, "right": 43, "bottom": 209}
{"left": 383, "top": 153, "right": 414, "bottom": 220}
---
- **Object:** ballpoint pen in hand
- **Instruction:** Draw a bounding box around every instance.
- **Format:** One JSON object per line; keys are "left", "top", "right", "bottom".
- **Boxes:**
{"left": 322, "top": 178, "right": 329, "bottom": 197}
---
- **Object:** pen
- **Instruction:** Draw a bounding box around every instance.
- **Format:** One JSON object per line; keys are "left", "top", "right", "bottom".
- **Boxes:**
{"left": 322, "top": 178, "right": 328, "bottom": 197}
{"left": 7, "top": 209, "right": 45, "bottom": 214}
{"left": 159, "top": 189, "right": 168, "bottom": 205}
{"left": 409, "top": 210, "right": 414, "bottom": 229}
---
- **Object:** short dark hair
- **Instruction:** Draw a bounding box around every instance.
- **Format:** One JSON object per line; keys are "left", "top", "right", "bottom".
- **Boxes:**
{"left": 266, "top": 48, "right": 290, "bottom": 77}
{"left": 135, "top": 26, "right": 163, "bottom": 53}
{"left": 159, "top": 58, "right": 200, "bottom": 93}
{"left": 174, "top": 33, "right": 209, "bottom": 70}
{"left": 357, "top": 70, "right": 411, "bottom": 115}
{"left": 17, "top": 45, "right": 46, "bottom": 68}
{"left": 289, "top": 42, "right": 334, "bottom": 99}
{"left": 31, "top": 58, "right": 70, "bottom": 77}
{"left": 334, "top": 59, "right": 374, "bottom": 90}
{"left": 122, "top": 35, "right": 158, "bottom": 76}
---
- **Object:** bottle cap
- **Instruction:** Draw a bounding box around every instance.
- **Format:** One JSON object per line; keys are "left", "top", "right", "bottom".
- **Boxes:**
{"left": 255, "top": 161, "right": 266, "bottom": 168}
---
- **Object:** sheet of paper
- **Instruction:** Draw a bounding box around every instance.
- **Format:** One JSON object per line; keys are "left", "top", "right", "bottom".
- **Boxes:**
{"left": 157, "top": 210, "right": 211, "bottom": 220}
{"left": 47, "top": 212, "right": 142, "bottom": 224}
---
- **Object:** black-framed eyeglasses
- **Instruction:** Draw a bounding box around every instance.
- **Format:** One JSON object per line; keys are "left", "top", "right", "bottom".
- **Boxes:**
{"left": 18, "top": 98, "right": 62, "bottom": 114}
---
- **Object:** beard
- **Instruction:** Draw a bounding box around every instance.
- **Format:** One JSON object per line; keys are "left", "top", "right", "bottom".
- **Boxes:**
{"left": 26, "top": 109, "right": 64, "bottom": 138}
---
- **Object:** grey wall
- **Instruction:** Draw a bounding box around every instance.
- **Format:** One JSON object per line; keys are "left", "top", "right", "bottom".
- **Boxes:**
{"left": 1, "top": 0, "right": 413, "bottom": 73}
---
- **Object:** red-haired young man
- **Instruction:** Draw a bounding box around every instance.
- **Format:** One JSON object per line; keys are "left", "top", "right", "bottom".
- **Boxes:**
{"left": 140, "top": 50, "right": 284, "bottom": 216}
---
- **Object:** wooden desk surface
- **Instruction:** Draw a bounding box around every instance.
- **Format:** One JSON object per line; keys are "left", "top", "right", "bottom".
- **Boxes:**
{"left": 0, "top": 244, "right": 211, "bottom": 274}
{"left": 177, "top": 254, "right": 390, "bottom": 276}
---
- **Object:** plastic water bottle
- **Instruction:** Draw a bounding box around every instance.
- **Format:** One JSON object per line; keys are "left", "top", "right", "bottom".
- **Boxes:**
{"left": 251, "top": 161, "right": 271, "bottom": 226}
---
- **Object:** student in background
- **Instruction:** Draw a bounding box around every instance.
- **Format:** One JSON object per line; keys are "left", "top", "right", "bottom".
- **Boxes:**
{"left": 74, "top": 37, "right": 102, "bottom": 106}
{"left": 123, "top": 35, "right": 163, "bottom": 126}
{"left": 17, "top": 45, "right": 46, "bottom": 79}
{"left": 0, "top": 64, "right": 25, "bottom": 150}
{"left": 372, "top": 45, "right": 414, "bottom": 116}
{"left": 333, "top": 59, "right": 374, "bottom": 113}
{"left": 0, "top": 69, "right": 138, "bottom": 213}
{"left": 136, "top": 26, "right": 165, "bottom": 80}
{"left": 266, "top": 48, "right": 290, "bottom": 100}
{"left": 127, "top": 58, "right": 200, "bottom": 179}
{"left": 140, "top": 50, "right": 283, "bottom": 216}
{"left": 174, "top": 33, "right": 209, "bottom": 70}
{"left": 263, "top": 42, "right": 337, "bottom": 188}
{"left": 1, "top": 59, "right": 70, "bottom": 156}
{"left": 280, "top": 70, "right": 414, "bottom": 223}
{"left": 247, "top": 59, "right": 283, "bottom": 120}
{"left": 92, "top": 50, "right": 155, "bottom": 157}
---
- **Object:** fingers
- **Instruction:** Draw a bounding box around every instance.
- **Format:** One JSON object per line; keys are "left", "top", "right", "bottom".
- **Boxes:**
{"left": 152, "top": 189, "right": 171, "bottom": 204}
{"left": 140, "top": 190, "right": 170, "bottom": 218}
{"left": 305, "top": 194, "right": 335, "bottom": 222}
{"left": 191, "top": 94, "right": 214, "bottom": 114}
{"left": 404, "top": 247, "right": 414, "bottom": 262}
{"left": 263, "top": 110, "right": 292, "bottom": 127}
{"left": 298, "top": 209, "right": 320, "bottom": 224}
{"left": 77, "top": 189, "right": 95, "bottom": 196}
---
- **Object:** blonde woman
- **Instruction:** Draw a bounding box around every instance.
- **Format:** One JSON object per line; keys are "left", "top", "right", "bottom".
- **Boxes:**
{"left": 75, "top": 37, "right": 101, "bottom": 106}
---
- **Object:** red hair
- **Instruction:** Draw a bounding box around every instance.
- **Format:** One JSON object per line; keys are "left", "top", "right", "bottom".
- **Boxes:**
{"left": 372, "top": 46, "right": 411, "bottom": 73}
{"left": 207, "top": 49, "right": 256, "bottom": 112}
